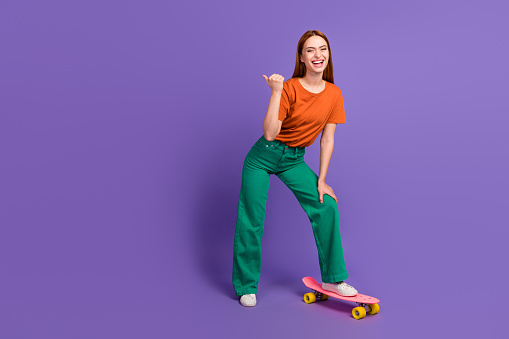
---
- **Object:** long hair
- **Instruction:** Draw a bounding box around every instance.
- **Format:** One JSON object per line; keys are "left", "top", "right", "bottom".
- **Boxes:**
{"left": 292, "top": 30, "right": 334, "bottom": 84}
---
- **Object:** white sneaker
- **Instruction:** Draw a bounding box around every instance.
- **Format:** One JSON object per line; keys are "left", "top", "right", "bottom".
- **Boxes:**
{"left": 322, "top": 281, "right": 358, "bottom": 297}
{"left": 239, "top": 294, "right": 257, "bottom": 307}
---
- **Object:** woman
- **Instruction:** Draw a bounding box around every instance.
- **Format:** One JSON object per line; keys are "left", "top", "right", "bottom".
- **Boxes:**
{"left": 232, "top": 30, "right": 357, "bottom": 307}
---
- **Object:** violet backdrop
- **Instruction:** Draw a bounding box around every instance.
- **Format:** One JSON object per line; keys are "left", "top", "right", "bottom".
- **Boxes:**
{"left": 1, "top": 0, "right": 507, "bottom": 338}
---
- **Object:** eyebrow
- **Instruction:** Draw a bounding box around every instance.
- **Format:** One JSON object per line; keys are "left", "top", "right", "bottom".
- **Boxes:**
{"left": 306, "top": 45, "right": 327, "bottom": 49}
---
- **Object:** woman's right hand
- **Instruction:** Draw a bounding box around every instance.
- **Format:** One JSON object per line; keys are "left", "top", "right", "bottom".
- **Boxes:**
{"left": 262, "top": 74, "right": 284, "bottom": 93}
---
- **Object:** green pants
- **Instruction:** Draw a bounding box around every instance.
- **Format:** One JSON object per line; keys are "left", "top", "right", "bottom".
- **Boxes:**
{"left": 232, "top": 135, "right": 349, "bottom": 296}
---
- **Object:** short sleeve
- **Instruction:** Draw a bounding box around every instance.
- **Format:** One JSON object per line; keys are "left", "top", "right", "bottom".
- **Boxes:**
{"left": 278, "top": 83, "right": 290, "bottom": 121}
{"left": 327, "top": 89, "right": 346, "bottom": 124}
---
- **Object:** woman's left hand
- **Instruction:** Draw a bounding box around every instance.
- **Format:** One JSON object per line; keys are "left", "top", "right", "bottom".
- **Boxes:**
{"left": 317, "top": 181, "right": 337, "bottom": 204}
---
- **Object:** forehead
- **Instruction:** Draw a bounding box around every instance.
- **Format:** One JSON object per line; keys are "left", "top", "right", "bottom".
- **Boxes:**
{"left": 303, "top": 36, "right": 327, "bottom": 49}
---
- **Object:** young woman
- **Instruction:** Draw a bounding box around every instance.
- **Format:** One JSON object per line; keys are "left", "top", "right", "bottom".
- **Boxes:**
{"left": 232, "top": 30, "right": 357, "bottom": 307}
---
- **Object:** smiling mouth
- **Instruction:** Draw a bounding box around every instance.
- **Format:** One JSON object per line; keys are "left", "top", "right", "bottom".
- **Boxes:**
{"left": 312, "top": 60, "right": 324, "bottom": 66}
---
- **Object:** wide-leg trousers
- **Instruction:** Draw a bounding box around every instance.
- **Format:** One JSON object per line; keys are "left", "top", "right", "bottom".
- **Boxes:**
{"left": 232, "top": 135, "right": 349, "bottom": 296}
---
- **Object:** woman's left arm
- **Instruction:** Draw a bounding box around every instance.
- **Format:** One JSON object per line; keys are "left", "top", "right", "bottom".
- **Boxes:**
{"left": 318, "top": 123, "right": 337, "bottom": 204}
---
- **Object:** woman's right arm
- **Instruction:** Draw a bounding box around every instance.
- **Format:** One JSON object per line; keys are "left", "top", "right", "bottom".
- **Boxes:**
{"left": 262, "top": 74, "right": 284, "bottom": 141}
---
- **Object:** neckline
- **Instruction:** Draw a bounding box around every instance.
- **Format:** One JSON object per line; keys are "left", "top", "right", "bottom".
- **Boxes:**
{"left": 296, "top": 78, "right": 327, "bottom": 94}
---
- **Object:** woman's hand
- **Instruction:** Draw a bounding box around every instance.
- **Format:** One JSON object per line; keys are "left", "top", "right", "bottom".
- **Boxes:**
{"left": 262, "top": 74, "right": 284, "bottom": 93}
{"left": 317, "top": 181, "right": 337, "bottom": 204}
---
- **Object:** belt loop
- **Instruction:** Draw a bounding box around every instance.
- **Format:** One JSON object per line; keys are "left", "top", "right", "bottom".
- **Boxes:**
{"left": 295, "top": 147, "right": 298, "bottom": 155}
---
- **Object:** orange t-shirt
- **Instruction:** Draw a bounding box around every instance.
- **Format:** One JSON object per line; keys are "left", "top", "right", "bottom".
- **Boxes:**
{"left": 275, "top": 77, "right": 346, "bottom": 148}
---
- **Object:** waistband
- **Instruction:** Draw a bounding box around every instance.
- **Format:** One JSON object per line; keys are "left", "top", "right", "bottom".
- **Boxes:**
{"left": 256, "top": 135, "right": 306, "bottom": 155}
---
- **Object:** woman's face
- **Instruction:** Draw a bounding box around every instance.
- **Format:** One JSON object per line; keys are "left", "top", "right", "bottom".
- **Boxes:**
{"left": 299, "top": 36, "right": 329, "bottom": 74}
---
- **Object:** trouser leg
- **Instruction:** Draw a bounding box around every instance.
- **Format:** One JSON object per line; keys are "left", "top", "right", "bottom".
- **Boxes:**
{"left": 277, "top": 161, "right": 349, "bottom": 283}
{"left": 232, "top": 150, "right": 271, "bottom": 296}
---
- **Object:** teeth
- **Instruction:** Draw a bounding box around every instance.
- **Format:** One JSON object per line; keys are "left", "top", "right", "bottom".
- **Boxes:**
{"left": 312, "top": 61, "right": 323, "bottom": 64}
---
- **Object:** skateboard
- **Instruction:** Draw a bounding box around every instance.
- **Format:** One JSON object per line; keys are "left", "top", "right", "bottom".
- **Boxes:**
{"left": 302, "top": 277, "right": 380, "bottom": 320}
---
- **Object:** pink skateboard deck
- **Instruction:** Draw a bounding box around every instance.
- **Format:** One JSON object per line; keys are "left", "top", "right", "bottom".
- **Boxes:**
{"left": 302, "top": 276, "right": 380, "bottom": 319}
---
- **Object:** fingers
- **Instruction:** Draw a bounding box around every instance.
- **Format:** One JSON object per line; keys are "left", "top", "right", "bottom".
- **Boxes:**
{"left": 271, "top": 74, "right": 284, "bottom": 81}
{"left": 327, "top": 186, "right": 338, "bottom": 203}
{"left": 318, "top": 185, "right": 337, "bottom": 204}
{"left": 263, "top": 74, "right": 284, "bottom": 82}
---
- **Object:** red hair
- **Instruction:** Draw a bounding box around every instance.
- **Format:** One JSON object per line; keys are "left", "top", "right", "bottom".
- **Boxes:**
{"left": 292, "top": 30, "right": 334, "bottom": 84}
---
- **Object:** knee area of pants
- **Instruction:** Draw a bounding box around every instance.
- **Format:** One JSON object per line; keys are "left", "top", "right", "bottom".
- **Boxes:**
{"left": 321, "top": 195, "right": 338, "bottom": 209}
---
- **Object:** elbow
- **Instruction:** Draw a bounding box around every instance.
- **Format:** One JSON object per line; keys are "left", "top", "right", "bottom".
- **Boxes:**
{"left": 263, "top": 127, "right": 281, "bottom": 142}
{"left": 320, "top": 137, "right": 334, "bottom": 146}
{"left": 263, "top": 133, "right": 276, "bottom": 141}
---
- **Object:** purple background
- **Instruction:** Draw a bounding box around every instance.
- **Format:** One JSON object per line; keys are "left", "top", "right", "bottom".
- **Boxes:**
{"left": 1, "top": 0, "right": 507, "bottom": 337}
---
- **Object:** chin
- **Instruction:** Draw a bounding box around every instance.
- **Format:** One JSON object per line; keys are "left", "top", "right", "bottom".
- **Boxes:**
{"left": 307, "top": 68, "right": 325, "bottom": 74}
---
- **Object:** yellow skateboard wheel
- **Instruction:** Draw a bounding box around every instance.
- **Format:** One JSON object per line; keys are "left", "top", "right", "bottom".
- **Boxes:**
{"left": 352, "top": 306, "right": 366, "bottom": 319}
{"left": 367, "top": 303, "right": 380, "bottom": 315}
{"left": 304, "top": 292, "right": 316, "bottom": 304}
{"left": 320, "top": 294, "right": 329, "bottom": 301}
